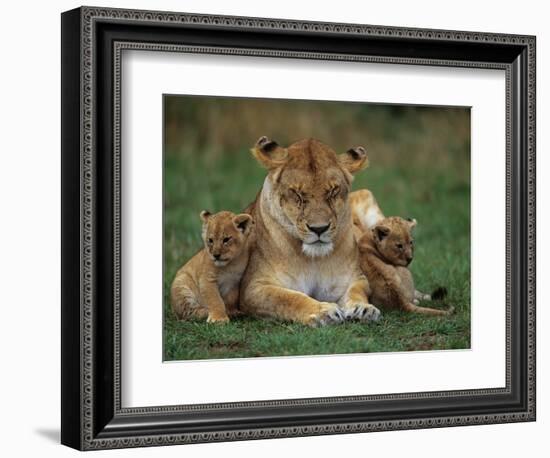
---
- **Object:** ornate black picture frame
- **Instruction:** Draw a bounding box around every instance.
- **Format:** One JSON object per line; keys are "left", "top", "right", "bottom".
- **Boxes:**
{"left": 61, "top": 6, "right": 536, "bottom": 450}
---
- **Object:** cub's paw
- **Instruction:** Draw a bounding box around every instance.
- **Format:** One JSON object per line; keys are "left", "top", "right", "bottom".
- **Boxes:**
{"left": 347, "top": 303, "right": 381, "bottom": 322}
{"left": 307, "top": 302, "right": 345, "bottom": 327}
{"left": 206, "top": 313, "right": 230, "bottom": 324}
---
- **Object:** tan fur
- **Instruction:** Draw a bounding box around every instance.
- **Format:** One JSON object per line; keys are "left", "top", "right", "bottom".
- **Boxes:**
{"left": 240, "top": 137, "right": 381, "bottom": 326}
{"left": 171, "top": 211, "right": 254, "bottom": 323}
{"left": 349, "top": 189, "right": 385, "bottom": 238}
{"left": 357, "top": 217, "right": 453, "bottom": 316}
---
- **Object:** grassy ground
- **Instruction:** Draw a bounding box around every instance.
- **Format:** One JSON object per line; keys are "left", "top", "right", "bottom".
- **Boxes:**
{"left": 163, "top": 142, "right": 471, "bottom": 361}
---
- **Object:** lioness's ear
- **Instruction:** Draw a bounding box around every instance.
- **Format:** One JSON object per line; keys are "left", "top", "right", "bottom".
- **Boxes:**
{"left": 373, "top": 225, "right": 391, "bottom": 241}
{"left": 251, "top": 136, "right": 288, "bottom": 170}
{"left": 406, "top": 217, "right": 417, "bottom": 228}
{"left": 233, "top": 213, "right": 253, "bottom": 234}
{"left": 338, "top": 146, "right": 369, "bottom": 175}
{"left": 200, "top": 210, "right": 211, "bottom": 223}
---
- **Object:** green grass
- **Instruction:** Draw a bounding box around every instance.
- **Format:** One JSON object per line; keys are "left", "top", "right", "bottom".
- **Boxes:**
{"left": 163, "top": 148, "right": 471, "bottom": 361}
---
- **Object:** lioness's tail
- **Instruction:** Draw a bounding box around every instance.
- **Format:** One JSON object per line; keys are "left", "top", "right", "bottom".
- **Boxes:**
{"left": 423, "top": 286, "right": 454, "bottom": 316}
{"left": 431, "top": 286, "right": 448, "bottom": 301}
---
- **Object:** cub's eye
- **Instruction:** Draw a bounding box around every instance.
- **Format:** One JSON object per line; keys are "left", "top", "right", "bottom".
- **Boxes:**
{"left": 207, "top": 238, "right": 213, "bottom": 244}
{"left": 396, "top": 243, "right": 404, "bottom": 250}
{"left": 223, "top": 237, "right": 231, "bottom": 244}
{"left": 410, "top": 240, "right": 414, "bottom": 246}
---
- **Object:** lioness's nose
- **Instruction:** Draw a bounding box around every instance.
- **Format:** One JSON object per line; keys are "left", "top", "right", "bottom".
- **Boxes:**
{"left": 307, "top": 223, "right": 330, "bottom": 236}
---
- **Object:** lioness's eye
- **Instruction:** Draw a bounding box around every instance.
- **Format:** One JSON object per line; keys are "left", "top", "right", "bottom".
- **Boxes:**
{"left": 208, "top": 238, "right": 213, "bottom": 244}
{"left": 290, "top": 189, "right": 303, "bottom": 205}
{"left": 328, "top": 186, "right": 340, "bottom": 199}
{"left": 223, "top": 237, "right": 231, "bottom": 244}
{"left": 396, "top": 243, "right": 404, "bottom": 250}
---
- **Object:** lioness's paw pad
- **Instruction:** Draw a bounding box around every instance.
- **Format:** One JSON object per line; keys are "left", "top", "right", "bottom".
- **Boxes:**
{"left": 356, "top": 304, "right": 382, "bottom": 322}
{"left": 206, "top": 314, "right": 230, "bottom": 324}
{"left": 344, "top": 304, "right": 381, "bottom": 322}
{"left": 308, "top": 303, "right": 345, "bottom": 327}
{"left": 344, "top": 305, "right": 365, "bottom": 320}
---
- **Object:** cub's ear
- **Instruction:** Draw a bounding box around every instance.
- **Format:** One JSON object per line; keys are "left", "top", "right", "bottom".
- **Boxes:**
{"left": 199, "top": 210, "right": 211, "bottom": 223}
{"left": 233, "top": 213, "right": 253, "bottom": 234}
{"left": 406, "top": 217, "right": 417, "bottom": 228}
{"left": 251, "top": 136, "right": 288, "bottom": 170}
{"left": 338, "top": 146, "right": 369, "bottom": 176}
{"left": 373, "top": 224, "right": 391, "bottom": 241}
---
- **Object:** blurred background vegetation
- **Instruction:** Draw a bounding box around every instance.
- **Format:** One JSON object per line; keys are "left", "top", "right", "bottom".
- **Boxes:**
{"left": 165, "top": 96, "right": 470, "bottom": 171}
{"left": 164, "top": 95, "right": 470, "bottom": 361}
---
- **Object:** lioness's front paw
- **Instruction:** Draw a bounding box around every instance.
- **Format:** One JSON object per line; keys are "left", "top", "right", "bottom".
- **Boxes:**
{"left": 206, "top": 313, "right": 230, "bottom": 324}
{"left": 346, "top": 303, "right": 381, "bottom": 322}
{"left": 307, "top": 302, "right": 345, "bottom": 327}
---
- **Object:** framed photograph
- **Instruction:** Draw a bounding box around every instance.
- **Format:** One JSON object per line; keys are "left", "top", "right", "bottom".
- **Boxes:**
{"left": 61, "top": 6, "right": 536, "bottom": 450}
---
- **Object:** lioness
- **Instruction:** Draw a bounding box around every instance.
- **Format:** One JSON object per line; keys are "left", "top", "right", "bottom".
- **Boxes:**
{"left": 357, "top": 216, "right": 453, "bottom": 316}
{"left": 349, "top": 188, "right": 385, "bottom": 239}
{"left": 240, "top": 136, "right": 381, "bottom": 326}
{"left": 171, "top": 210, "right": 254, "bottom": 323}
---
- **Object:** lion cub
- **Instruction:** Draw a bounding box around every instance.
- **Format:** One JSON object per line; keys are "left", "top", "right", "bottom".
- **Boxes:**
{"left": 171, "top": 210, "right": 254, "bottom": 323}
{"left": 357, "top": 216, "right": 453, "bottom": 316}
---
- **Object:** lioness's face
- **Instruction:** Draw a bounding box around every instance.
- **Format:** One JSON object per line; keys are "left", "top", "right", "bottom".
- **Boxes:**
{"left": 372, "top": 217, "right": 416, "bottom": 267}
{"left": 275, "top": 167, "right": 348, "bottom": 257}
{"left": 200, "top": 210, "right": 253, "bottom": 267}
{"left": 253, "top": 137, "right": 368, "bottom": 258}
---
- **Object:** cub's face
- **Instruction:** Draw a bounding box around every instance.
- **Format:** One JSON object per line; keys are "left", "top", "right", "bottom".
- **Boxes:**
{"left": 372, "top": 217, "right": 417, "bottom": 267}
{"left": 252, "top": 136, "right": 369, "bottom": 258}
{"left": 200, "top": 210, "right": 253, "bottom": 267}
